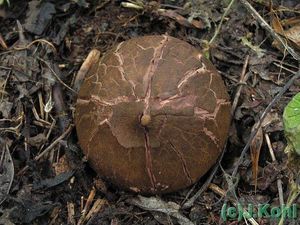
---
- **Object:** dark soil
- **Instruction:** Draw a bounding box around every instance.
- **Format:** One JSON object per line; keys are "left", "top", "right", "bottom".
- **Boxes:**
{"left": 1, "top": 0, "right": 300, "bottom": 224}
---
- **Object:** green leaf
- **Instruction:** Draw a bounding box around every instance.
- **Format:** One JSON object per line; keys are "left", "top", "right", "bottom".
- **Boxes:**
{"left": 0, "top": 0, "right": 10, "bottom": 6}
{"left": 283, "top": 92, "right": 300, "bottom": 155}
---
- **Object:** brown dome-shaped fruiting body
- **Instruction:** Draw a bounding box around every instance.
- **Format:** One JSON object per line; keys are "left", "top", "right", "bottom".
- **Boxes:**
{"left": 75, "top": 35, "right": 231, "bottom": 194}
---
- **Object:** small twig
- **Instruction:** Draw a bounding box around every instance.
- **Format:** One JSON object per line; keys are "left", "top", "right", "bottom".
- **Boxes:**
{"left": 0, "top": 143, "right": 14, "bottom": 205}
{"left": 0, "top": 68, "right": 11, "bottom": 101}
{"left": 121, "top": 1, "right": 166, "bottom": 12}
{"left": 53, "top": 83, "right": 70, "bottom": 132}
{"left": 273, "top": 59, "right": 299, "bottom": 70}
{"left": 17, "top": 125, "right": 73, "bottom": 175}
{"left": 240, "top": 0, "right": 300, "bottom": 61}
{"left": 85, "top": 199, "right": 107, "bottom": 222}
{"left": 182, "top": 163, "right": 219, "bottom": 208}
{"left": 0, "top": 65, "right": 11, "bottom": 70}
{"left": 94, "top": 0, "right": 111, "bottom": 11}
{"left": 80, "top": 196, "right": 84, "bottom": 212}
{"left": 0, "top": 145, "right": 5, "bottom": 172}
{"left": 209, "top": 0, "right": 236, "bottom": 45}
{"left": 35, "top": 125, "right": 73, "bottom": 161}
{"left": 38, "top": 58, "right": 76, "bottom": 94}
{"left": 265, "top": 133, "right": 284, "bottom": 207}
{"left": 0, "top": 33, "right": 8, "bottom": 49}
{"left": 67, "top": 202, "right": 76, "bottom": 225}
{"left": 220, "top": 71, "right": 239, "bottom": 83}
{"left": 38, "top": 91, "right": 45, "bottom": 120}
{"left": 231, "top": 55, "right": 250, "bottom": 116}
{"left": 273, "top": 62, "right": 298, "bottom": 74}
{"left": 121, "top": 2, "right": 144, "bottom": 10}
{"left": 39, "top": 118, "right": 56, "bottom": 151}
{"left": 13, "top": 38, "right": 57, "bottom": 54}
{"left": 32, "top": 106, "right": 52, "bottom": 127}
{"left": 160, "top": 3, "right": 183, "bottom": 10}
{"left": 0, "top": 50, "right": 14, "bottom": 56}
{"left": 0, "top": 118, "right": 23, "bottom": 135}
{"left": 16, "top": 20, "right": 26, "bottom": 45}
{"left": 77, "top": 187, "right": 96, "bottom": 225}
{"left": 278, "top": 180, "right": 300, "bottom": 225}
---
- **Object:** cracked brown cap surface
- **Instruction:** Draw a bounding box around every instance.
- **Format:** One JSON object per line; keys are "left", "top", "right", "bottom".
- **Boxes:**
{"left": 75, "top": 35, "right": 231, "bottom": 194}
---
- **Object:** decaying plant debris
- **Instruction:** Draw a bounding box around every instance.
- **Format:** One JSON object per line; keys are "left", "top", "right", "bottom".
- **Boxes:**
{"left": 1, "top": 0, "right": 300, "bottom": 224}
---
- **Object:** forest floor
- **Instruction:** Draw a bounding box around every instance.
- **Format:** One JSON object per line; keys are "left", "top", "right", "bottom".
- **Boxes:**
{"left": 1, "top": 0, "right": 300, "bottom": 224}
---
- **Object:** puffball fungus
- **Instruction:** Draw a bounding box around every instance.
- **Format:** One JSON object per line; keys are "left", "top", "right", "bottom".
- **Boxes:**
{"left": 75, "top": 35, "right": 231, "bottom": 194}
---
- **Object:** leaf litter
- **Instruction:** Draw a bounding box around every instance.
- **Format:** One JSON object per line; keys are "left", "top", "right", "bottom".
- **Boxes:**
{"left": 0, "top": 0, "right": 300, "bottom": 224}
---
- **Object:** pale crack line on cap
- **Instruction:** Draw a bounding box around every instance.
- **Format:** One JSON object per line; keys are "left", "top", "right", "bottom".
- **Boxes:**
{"left": 169, "top": 141, "right": 193, "bottom": 185}
{"left": 157, "top": 115, "right": 168, "bottom": 138}
{"left": 86, "top": 125, "right": 102, "bottom": 160}
{"left": 136, "top": 44, "right": 153, "bottom": 51}
{"left": 143, "top": 35, "right": 169, "bottom": 191}
{"left": 76, "top": 99, "right": 102, "bottom": 128}
{"left": 114, "top": 43, "right": 138, "bottom": 100}
{"left": 177, "top": 63, "right": 206, "bottom": 89}
{"left": 202, "top": 127, "right": 220, "bottom": 148}
{"left": 90, "top": 94, "right": 131, "bottom": 106}
{"left": 208, "top": 72, "right": 218, "bottom": 100}
{"left": 143, "top": 35, "right": 168, "bottom": 115}
{"left": 193, "top": 98, "right": 229, "bottom": 121}
{"left": 195, "top": 99, "right": 230, "bottom": 148}
{"left": 144, "top": 131, "right": 156, "bottom": 191}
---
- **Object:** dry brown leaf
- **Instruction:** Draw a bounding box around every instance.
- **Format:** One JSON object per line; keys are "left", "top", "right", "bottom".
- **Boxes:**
{"left": 250, "top": 124, "right": 264, "bottom": 192}
{"left": 0, "top": 34, "right": 7, "bottom": 49}
{"left": 271, "top": 11, "right": 284, "bottom": 35}
{"left": 52, "top": 154, "right": 72, "bottom": 175}
{"left": 159, "top": 10, "right": 204, "bottom": 29}
{"left": 282, "top": 16, "right": 300, "bottom": 26}
{"left": 284, "top": 24, "right": 300, "bottom": 47}
{"left": 271, "top": 10, "right": 300, "bottom": 52}
{"left": 273, "top": 25, "right": 300, "bottom": 53}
